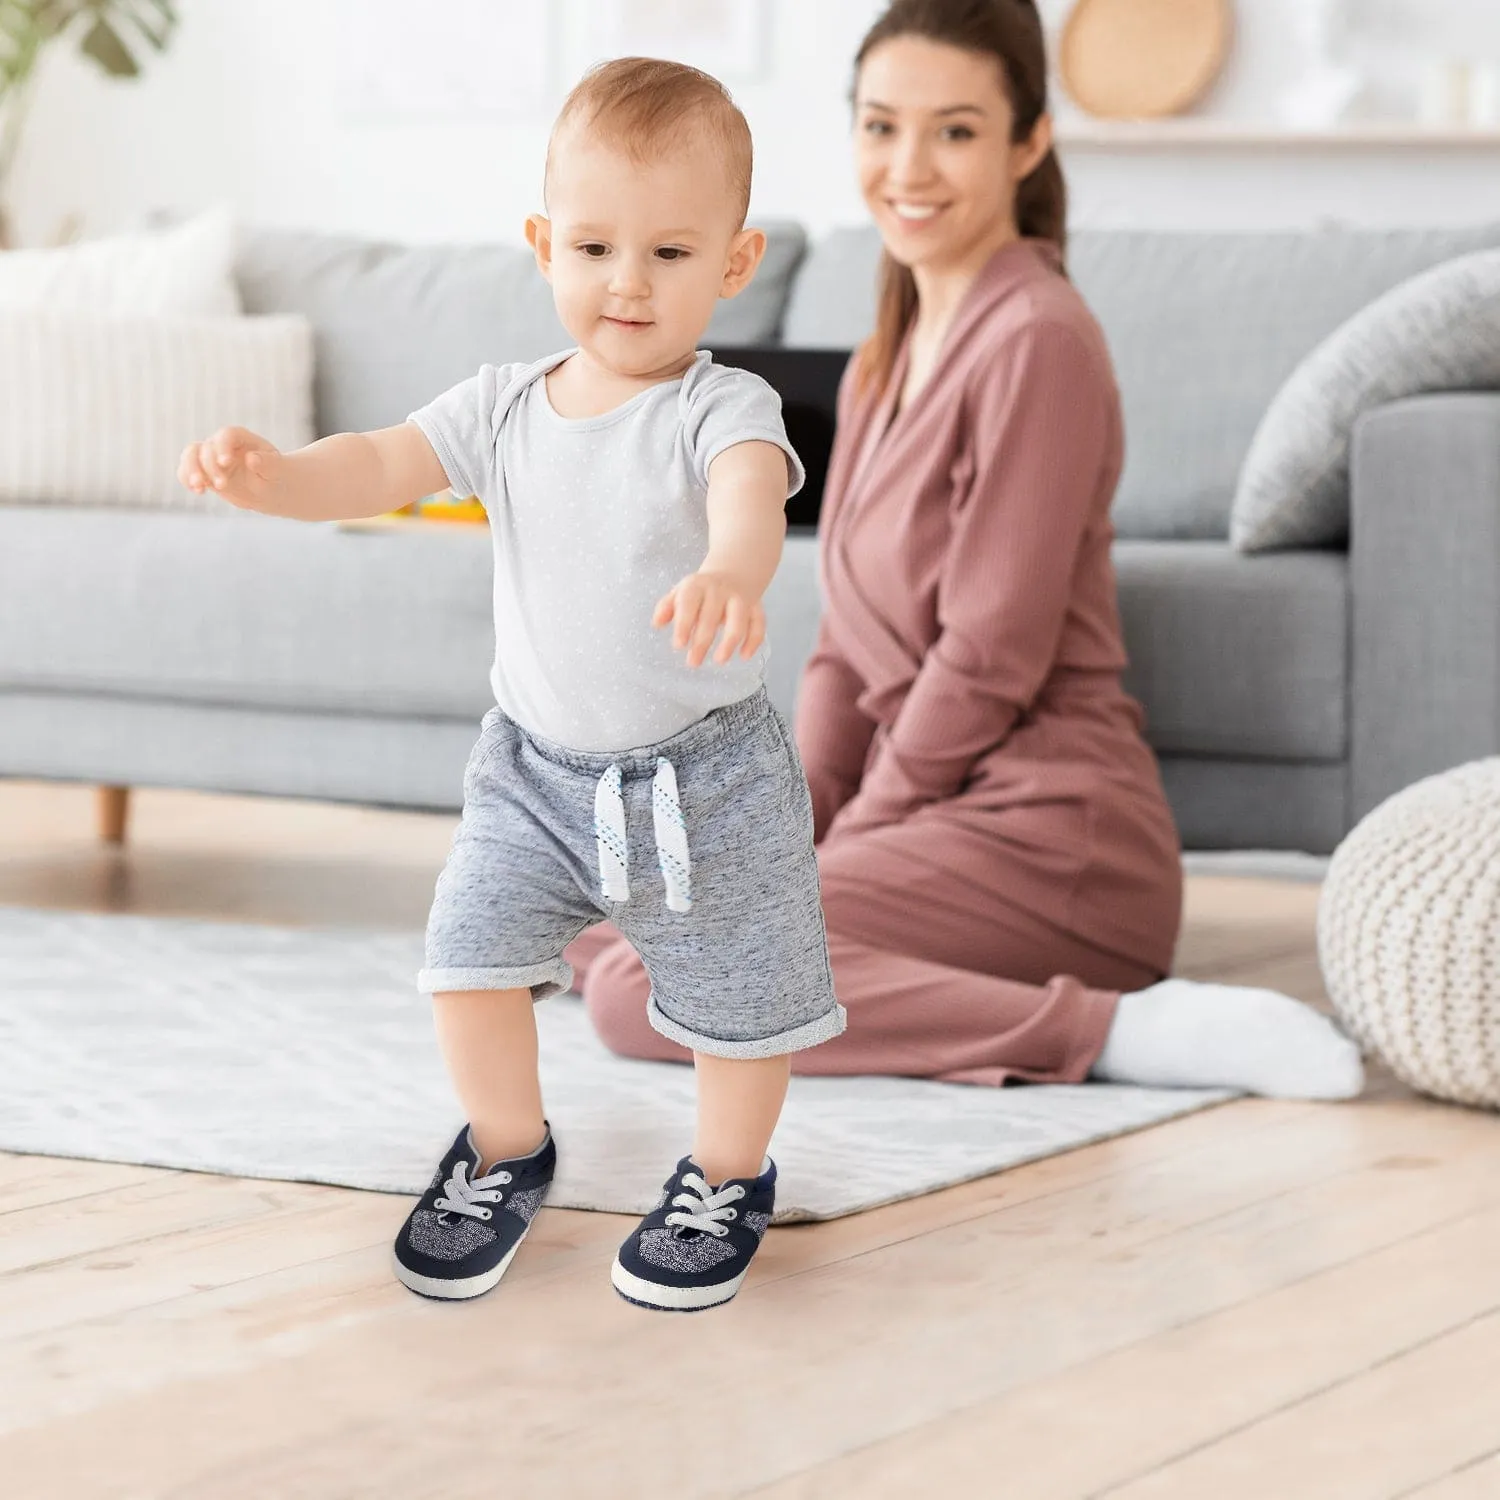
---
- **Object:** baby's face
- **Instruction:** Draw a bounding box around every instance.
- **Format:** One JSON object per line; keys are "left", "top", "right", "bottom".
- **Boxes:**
{"left": 531, "top": 129, "right": 761, "bottom": 379}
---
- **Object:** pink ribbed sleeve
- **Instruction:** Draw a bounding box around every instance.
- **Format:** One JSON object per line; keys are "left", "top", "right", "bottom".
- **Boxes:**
{"left": 850, "top": 323, "right": 1114, "bottom": 822}
{"left": 795, "top": 617, "right": 878, "bottom": 841}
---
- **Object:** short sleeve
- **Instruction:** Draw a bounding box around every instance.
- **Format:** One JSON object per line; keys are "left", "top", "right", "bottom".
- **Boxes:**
{"left": 408, "top": 364, "right": 516, "bottom": 501}
{"left": 684, "top": 363, "right": 806, "bottom": 499}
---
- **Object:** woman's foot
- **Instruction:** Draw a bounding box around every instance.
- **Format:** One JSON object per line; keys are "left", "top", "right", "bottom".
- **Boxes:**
{"left": 1090, "top": 979, "right": 1365, "bottom": 1099}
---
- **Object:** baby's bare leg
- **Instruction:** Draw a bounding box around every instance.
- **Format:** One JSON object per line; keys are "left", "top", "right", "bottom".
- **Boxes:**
{"left": 432, "top": 989, "right": 548, "bottom": 1169}
{"left": 692, "top": 1053, "right": 791, "bottom": 1184}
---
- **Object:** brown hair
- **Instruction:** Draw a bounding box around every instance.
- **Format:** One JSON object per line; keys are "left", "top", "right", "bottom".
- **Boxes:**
{"left": 548, "top": 57, "right": 754, "bottom": 225}
{"left": 853, "top": 0, "right": 1067, "bottom": 395}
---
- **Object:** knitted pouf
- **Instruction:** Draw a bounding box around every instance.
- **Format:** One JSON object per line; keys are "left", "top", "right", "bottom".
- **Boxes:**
{"left": 1318, "top": 758, "right": 1500, "bottom": 1108}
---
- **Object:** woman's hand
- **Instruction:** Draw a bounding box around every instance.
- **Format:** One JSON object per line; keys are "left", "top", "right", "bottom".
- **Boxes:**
{"left": 653, "top": 569, "right": 767, "bottom": 669}
{"left": 826, "top": 786, "right": 918, "bottom": 840}
{"left": 826, "top": 728, "right": 931, "bottom": 840}
{"left": 827, "top": 793, "right": 897, "bottom": 841}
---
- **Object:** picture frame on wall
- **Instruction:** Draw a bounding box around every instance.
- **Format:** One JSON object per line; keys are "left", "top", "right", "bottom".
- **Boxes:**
{"left": 340, "top": 0, "right": 561, "bottom": 121}
{"left": 597, "top": 0, "right": 769, "bottom": 83}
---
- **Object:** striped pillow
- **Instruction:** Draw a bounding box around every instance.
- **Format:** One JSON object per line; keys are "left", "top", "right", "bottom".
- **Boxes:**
{"left": 0, "top": 311, "right": 314, "bottom": 513}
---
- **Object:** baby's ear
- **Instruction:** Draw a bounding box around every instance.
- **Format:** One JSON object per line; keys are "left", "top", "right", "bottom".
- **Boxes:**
{"left": 720, "top": 227, "right": 767, "bottom": 299}
{"left": 526, "top": 215, "right": 554, "bottom": 280}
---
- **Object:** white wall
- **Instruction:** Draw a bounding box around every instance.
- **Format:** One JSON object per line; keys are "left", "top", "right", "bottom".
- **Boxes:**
{"left": 1048, "top": 0, "right": 1500, "bottom": 231}
{"left": 10, "top": 0, "right": 1500, "bottom": 248}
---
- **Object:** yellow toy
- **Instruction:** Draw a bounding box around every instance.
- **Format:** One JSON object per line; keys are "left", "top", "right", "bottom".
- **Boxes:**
{"left": 338, "top": 491, "right": 487, "bottom": 532}
{"left": 417, "top": 491, "right": 488, "bottom": 523}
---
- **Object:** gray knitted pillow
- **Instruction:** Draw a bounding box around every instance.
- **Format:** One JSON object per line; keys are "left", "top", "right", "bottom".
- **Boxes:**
{"left": 1231, "top": 248, "right": 1500, "bottom": 553}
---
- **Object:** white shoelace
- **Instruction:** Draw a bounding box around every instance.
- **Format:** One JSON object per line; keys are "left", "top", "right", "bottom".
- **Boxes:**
{"left": 665, "top": 1173, "right": 746, "bottom": 1238}
{"left": 433, "top": 1160, "right": 512, "bottom": 1222}
{"left": 594, "top": 757, "right": 693, "bottom": 912}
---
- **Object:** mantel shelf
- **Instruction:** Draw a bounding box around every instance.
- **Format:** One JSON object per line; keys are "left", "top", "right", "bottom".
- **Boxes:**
{"left": 1055, "top": 121, "right": 1500, "bottom": 150}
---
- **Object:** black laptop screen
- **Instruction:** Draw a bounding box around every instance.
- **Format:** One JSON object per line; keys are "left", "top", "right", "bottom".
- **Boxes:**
{"left": 711, "top": 347, "right": 852, "bottom": 532}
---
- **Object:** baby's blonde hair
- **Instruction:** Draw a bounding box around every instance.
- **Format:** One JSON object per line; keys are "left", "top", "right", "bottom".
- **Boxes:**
{"left": 548, "top": 57, "right": 753, "bottom": 225}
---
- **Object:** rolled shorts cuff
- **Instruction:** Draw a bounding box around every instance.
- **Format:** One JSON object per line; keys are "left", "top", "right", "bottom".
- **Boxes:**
{"left": 417, "top": 961, "right": 572, "bottom": 1001}
{"left": 646, "top": 995, "right": 848, "bottom": 1060}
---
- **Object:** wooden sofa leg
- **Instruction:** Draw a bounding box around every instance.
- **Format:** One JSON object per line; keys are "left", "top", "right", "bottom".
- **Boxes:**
{"left": 97, "top": 786, "right": 130, "bottom": 845}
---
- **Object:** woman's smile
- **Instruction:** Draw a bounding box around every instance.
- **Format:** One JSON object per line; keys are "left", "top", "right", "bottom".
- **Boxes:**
{"left": 889, "top": 201, "right": 948, "bottom": 222}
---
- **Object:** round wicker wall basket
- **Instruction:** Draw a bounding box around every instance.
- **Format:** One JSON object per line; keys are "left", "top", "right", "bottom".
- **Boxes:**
{"left": 1059, "top": 0, "right": 1234, "bottom": 120}
{"left": 1318, "top": 759, "right": 1500, "bottom": 1110}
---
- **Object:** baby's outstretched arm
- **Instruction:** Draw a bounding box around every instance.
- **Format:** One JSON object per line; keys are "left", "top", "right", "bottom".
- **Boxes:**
{"left": 654, "top": 440, "right": 790, "bottom": 669}
{"left": 177, "top": 423, "right": 449, "bottom": 523}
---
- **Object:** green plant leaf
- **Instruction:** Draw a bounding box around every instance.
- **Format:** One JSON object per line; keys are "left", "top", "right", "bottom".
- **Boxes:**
{"left": 33, "top": 3, "right": 80, "bottom": 40}
{"left": 134, "top": 0, "right": 176, "bottom": 50}
{"left": 104, "top": 0, "right": 168, "bottom": 50}
{"left": 79, "top": 14, "right": 137, "bottom": 75}
{"left": 0, "top": 0, "right": 176, "bottom": 112}
{"left": 0, "top": 5, "right": 46, "bottom": 93}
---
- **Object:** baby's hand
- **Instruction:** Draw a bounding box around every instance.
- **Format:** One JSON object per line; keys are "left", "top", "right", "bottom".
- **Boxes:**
{"left": 177, "top": 427, "right": 286, "bottom": 512}
{"left": 653, "top": 570, "right": 766, "bottom": 669}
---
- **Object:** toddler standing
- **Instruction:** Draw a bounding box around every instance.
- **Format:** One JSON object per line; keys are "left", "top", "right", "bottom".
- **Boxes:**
{"left": 178, "top": 58, "right": 844, "bottom": 1312}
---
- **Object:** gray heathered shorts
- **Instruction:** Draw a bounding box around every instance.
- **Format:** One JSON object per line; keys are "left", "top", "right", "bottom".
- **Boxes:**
{"left": 419, "top": 689, "right": 846, "bottom": 1060}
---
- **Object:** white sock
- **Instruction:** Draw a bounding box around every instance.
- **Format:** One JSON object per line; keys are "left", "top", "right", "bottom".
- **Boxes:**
{"left": 1090, "top": 978, "right": 1365, "bottom": 1100}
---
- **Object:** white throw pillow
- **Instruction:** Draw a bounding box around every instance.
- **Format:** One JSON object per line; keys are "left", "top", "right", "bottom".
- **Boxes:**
{"left": 0, "top": 209, "right": 240, "bottom": 317}
{"left": 1232, "top": 248, "right": 1500, "bottom": 552}
{"left": 0, "top": 311, "right": 314, "bottom": 513}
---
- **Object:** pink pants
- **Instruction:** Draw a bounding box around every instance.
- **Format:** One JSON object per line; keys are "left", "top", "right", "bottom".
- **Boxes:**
{"left": 566, "top": 811, "right": 1168, "bottom": 1087}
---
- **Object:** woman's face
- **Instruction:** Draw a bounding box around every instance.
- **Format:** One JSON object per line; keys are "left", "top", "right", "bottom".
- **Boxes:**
{"left": 855, "top": 35, "right": 1048, "bottom": 274}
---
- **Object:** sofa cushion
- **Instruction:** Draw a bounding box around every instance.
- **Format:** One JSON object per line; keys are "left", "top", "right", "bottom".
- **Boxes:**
{"left": 235, "top": 223, "right": 808, "bottom": 438}
{"left": 0, "top": 510, "right": 818, "bottom": 729}
{"left": 0, "top": 512, "right": 1345, "bottom": 765}
{"left": 0, "top": 209, "right": 239, "bottom": 317}
{"left": 782, "top": 222, "right": 1500, "bottom": 541}
{"left": 0, "top": 507, "right": 496, "bottom": 720}
{"left": 781, "top": 226, "right": 882, "bottom": 350}
{"left": 1231, "top": 247, "right": 1500, "bottom": 552}
{"left": 1114, "top": 540, "right": 1347, "bottom": 761}
{"left": 0, "top": 311, "right": 313, "bottom": 514}
{"left": 1078, "top": 225, "right": 1500, "bottom": 542}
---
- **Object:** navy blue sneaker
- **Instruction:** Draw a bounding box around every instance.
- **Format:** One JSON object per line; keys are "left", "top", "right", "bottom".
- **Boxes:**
{"left": 393, "top": 1124, "right": 555, "bottom": 1301}
{"left": 611, "top": 1156, "right": 776, "bottom": 1311}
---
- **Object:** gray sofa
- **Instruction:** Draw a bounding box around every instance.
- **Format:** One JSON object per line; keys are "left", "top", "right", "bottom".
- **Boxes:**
{"left": 4, "top": 219, "right": 1499, "bottom": 853}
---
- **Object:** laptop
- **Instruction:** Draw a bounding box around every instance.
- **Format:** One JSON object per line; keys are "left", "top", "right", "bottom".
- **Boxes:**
{"left": 711, "top": 347, "right": 853, "bottom": 533}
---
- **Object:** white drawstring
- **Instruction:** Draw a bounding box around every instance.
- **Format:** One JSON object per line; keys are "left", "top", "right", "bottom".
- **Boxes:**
{"left": 593, "top": 759, "right": 693, "bottom": 913}
{"left": 594, "top": 764, "right": 630, "bottom": 903}
{"left": 652, "top": 757, "right": 692, "bottom": 913}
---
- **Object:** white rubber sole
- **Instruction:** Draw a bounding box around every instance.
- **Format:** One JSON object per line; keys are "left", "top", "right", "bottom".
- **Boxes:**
{"left": 394, "top": 1231, "right": 526, "bottom": 1301}
{"left": 610, "top": 1256, "right": 748, "bottom": 1312}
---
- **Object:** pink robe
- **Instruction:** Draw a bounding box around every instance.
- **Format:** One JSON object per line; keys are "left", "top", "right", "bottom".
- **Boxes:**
{"left": 570, "top": 239, "right": 1183, "bottom": 1084}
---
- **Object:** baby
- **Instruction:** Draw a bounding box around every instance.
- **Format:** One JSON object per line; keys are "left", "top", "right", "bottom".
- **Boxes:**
{"left": 178, "top": 58, "right": 844, "bottom": 1312}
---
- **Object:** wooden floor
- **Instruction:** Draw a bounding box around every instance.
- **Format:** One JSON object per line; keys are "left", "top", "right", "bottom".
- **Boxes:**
{"left": 2, "top": 781, "right": 1497, "bottom": 1500}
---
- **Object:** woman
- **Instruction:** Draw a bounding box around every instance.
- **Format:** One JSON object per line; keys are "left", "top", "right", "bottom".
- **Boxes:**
{"left": 570, "top": 0, "right": 1362, "bottom": 1099}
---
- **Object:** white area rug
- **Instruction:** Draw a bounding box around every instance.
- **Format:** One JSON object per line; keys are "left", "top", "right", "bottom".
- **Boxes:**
{"left": 0, "top": 908, "right": 1235, "bottom": 1221}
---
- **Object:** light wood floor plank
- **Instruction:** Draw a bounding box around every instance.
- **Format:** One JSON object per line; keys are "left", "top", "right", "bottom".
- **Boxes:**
{"left": 1173, "top": 875, "right": 1323, "bottom": 975}
{"left": 0, "top": 782, "right": 451, "bottom": 929}
{"left": 0, "top": 1172, "right": 367, "bottom": 1277}
{"left": 754, "top": 1196, "right": 1500, "bottom": 1499}
{"left": 0, "top": 1092, "right": 1302, "bottom": 1348}
{"left": 0, "top": 1097, "right": 1308, "bottom": 1428}
{"left": 1104, "top": 1310, "right": 1500, "bottom": 1500}
{"left": 2, "top": 1100, "right": 1493, "bottom": 1498}
{"left": 1402, "top": 1450, "right": 1500, "bottom": 1499}
{"left": 0, "top": 1153, "right": 172, "bottom": 1215}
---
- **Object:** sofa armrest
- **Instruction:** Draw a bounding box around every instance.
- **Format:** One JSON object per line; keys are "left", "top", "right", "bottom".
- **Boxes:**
{"left": 1350, "top": 393, "right": 1500, "bottom": 822}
